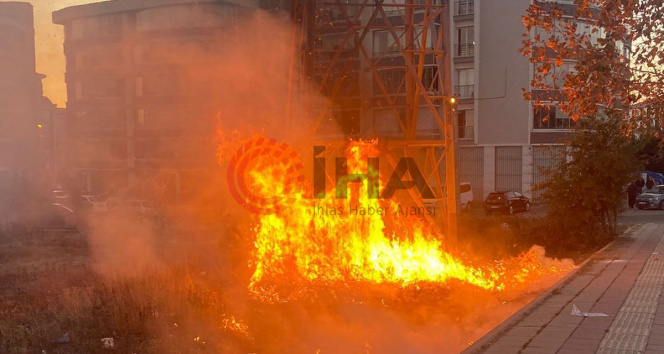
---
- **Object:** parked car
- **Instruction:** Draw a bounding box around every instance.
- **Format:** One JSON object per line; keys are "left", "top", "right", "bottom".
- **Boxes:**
{"left": 484, "top": 190, "right": 530, "bottom": 215}
{"left": 421, "top": 182, "right": 474, "bottom": 210}
{"left": 635, "top": 185, "right": 664, "bottom": 210}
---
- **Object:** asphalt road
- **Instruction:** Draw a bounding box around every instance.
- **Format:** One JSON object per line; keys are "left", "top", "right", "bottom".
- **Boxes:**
{"left": 467, "top": 203, "right": 664, "bottom": 225}
{"left": 619, "top": 205, "right": 664, "bottom": 224}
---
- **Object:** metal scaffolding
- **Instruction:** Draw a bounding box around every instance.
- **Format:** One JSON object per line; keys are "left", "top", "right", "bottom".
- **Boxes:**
{"left": 289, "top": 0, "right": 459, "bottom": 241}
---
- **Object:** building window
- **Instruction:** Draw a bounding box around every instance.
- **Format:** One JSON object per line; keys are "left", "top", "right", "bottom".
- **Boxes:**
{"left": 73, "top": 109, "right": 124, "bottom": 130}
{"left": 71, "top": 15, "right": 122, "bottom": 39}
{"left": 374, "top": 68, "right": 406, "bottom": 94}
{"left": 373, "top": 30, "right": 405, "bottom": 56}
{"left": 454, "top": 0, "right": 474, "bottom": 15}
{"left": 317, "top": 2, "right": 360, "bottom": 22}
{"left": 75, "top": 78, "right": 123, "bottom": 99}
{"left": 317, "top": 33, "right": 356, "bottom": 52}
{"left": 454, "top": 68, "right": 474, "bottom": 99}
{"left": 373, "top": 108, "right": 404, "bottom": 135}
{"left": 457, "top": 110, "right": 474, "bottom": 139}
{"left": 135, "top": 106, "right": 182, "bottom": 129}
{"left": 136, "top": 74, "right": 180, "bottom": 97}
{"left": 137, "top": 109, "right": 146, "bottom": 125}
{"left": 533, "top": 104, "right": 575, "bottom": 129}
{"left": 415, "top": 108, "right": 439, "bottom": 133}
{"left": 75, "top": 140, "right": 126, "bottom": 161}
{"left": 136, "top": 4, "right": 239, "bottom": 32}
{"left": 422, "top": 66, "right": 440, "bottom": 93}
{"left": 372, "top": 25, "right": 436, "bottom": 57}
{"left": 533, "top": 61, "right": 575, "bottom": 89}
{"left": 74, "top": 81, "right": 83, "bottom": 100}
{"left": 72, "top": 46, "right": 123, "bottom": 69}
{"left": 456, "top": 26, "right": 474, "bottom": 57}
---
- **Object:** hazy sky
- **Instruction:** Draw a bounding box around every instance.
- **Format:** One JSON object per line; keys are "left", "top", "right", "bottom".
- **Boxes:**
{"left": 17, "top": 0, "right": 107, "bottom": 107}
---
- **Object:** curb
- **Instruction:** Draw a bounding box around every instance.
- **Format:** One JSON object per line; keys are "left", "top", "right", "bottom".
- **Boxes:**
{"left": 461, "top": 224, "right": 642, "bottom": 354}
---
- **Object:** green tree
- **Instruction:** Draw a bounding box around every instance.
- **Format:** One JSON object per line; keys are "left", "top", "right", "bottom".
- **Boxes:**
{"left": 537, "top": 114, "right": 639, "bottom": 244}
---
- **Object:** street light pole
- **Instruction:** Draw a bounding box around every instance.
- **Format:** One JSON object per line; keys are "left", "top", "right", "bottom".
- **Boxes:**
{"left": 444, "top": 97, "right": 459, "bottom": 245}
{"left": 442, "top": 0, "right": 458, "bottom": 246}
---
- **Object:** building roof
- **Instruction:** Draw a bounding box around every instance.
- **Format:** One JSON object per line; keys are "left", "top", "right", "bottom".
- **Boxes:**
{"left": 53, "top": 0, "right": 259, "bottom": 24}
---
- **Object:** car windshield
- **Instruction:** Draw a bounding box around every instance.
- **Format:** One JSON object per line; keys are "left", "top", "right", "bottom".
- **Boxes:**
{"left": 646, "top": 187, "right": 664, "bottom": 194}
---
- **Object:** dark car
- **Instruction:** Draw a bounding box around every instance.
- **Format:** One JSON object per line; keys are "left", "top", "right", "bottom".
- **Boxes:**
{"left": 635, "top": 185, "right": 664, "bottom": 210}
{"left": 484, "top": 190, "right": 530, "bottom": 215}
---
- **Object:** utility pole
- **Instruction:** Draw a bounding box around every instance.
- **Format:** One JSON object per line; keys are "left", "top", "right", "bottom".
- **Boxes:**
{"left": 444, "top": 97, "right": 459, "bottom": 245}
{"left": 442, "top": 0, "right": 459, "bottom": 245}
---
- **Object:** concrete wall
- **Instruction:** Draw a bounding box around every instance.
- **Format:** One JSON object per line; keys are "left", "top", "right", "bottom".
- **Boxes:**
{"left": 476, "top": 0, "right": 531, "bottom": 145}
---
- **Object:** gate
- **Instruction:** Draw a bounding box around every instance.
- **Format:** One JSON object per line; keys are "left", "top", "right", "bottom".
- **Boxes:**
{"left": 459, "top": 147, "right": 484, "bottom": 201}
{"left": 495, "top": 146, "right": 522, "bottom": 192}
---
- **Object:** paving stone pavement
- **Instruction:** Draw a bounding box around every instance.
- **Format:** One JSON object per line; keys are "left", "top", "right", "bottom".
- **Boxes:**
{"left": 464, "top": 223, "right": 664, "bottom": 354}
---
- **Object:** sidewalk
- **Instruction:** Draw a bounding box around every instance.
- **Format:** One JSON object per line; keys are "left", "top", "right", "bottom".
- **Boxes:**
{"left": 464, "top": 223, "right": 664, "bottom": 354}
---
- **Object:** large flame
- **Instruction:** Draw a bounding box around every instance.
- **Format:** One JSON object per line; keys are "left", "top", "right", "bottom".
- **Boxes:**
{"left": 231, "top": 138, "right": 568, "bottom": 300}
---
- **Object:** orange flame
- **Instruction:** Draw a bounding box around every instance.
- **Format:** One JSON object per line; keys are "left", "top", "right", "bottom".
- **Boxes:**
{"left": 229, "top": 138, "right": 568, "bottom": 300}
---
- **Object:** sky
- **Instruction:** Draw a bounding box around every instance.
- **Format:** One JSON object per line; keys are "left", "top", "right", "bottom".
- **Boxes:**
{"left": 14, "top": 0, "right": 106, "bottom": 107}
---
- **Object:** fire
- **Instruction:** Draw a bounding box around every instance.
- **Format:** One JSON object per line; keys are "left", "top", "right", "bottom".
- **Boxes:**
{"left": 228, "top": 138, "right": 569, "bottom": 300}
{"left": 221, "top": 315, "right": 250, "bottom": 337}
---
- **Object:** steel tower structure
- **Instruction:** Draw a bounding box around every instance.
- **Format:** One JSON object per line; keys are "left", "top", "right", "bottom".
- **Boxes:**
{"left": 288, "top": 0, "right": 459, "bottom": 240}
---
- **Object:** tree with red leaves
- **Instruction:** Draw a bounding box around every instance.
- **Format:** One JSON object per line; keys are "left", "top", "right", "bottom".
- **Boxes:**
{"left": 520, "top": 0, "right": 664, "bottom": 129}
{"left": 519, "top": 0, "right": 664, "bottom": 241}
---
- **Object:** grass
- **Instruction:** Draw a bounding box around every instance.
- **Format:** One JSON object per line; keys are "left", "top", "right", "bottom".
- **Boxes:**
{"left": 456, "top": 210, "right": 614, "bottom": 263}
{"left": 0, "top": 229, "right": 253, "bottom": 353}
{"left": 0, "top": 208, "right": 612, "bottom": 353}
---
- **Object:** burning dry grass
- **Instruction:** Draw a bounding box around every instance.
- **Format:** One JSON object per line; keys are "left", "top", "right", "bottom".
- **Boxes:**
{"left": 0, "top": 213, "right": 573, "bottom": 353}
{"left": 232, "top": 139, "right": 573, "bottom": 304}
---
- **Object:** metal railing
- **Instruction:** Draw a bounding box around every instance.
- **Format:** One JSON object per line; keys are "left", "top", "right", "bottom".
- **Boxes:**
{"left": 454, "top": 85, "right": 474, "bottom": 99}
{"left": 456, "top": 43, "right": 474, "bottom": 57}
{"left": 454, "top": 0, "right": 475, "bottom": 15}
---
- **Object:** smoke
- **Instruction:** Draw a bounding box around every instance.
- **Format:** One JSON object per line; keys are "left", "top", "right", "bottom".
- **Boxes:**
{"left": 62, "top": 6, "right": 576, "bottom": 354}
{"left": 71, "top": 1, "right": 331, "bottom": 305}
{"left": 86, "top": 214, "right": 165, "bottom": 276}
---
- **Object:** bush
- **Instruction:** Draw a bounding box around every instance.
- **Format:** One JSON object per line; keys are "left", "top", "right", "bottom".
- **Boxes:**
{"left": 536, "top": 114, "right": 639, "bottom": 246}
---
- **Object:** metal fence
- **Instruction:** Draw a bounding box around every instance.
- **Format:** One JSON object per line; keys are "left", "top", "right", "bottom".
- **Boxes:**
{"left": 454, "top": 84, "right": 474, "bottom": 99}
{"left": 532, "top": 145, "right": 565, "bottom": 202}
{"left": 495, "top": 146, "right": 522, "bottom": 192}
{"left": 455, "top": 43, "right": 475, "bottom": 57}
{"left": 459, "top": 147, "right": 484, "bottom": 202}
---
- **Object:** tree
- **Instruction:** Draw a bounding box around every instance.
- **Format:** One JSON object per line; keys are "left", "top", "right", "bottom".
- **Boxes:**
{"left": 520, "top": 0, "right": 663, "bottom": 240}
{"left": 536, "top": 115, "right": 639, "bottom": 243}
{"left": 520, "top": 0, "right": 664, "bottom": 120}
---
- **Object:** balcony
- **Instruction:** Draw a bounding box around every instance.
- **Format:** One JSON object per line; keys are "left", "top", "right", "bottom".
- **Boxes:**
{"left": 454, "top": 85, "right": 474, "bottom": 99}
{"left": 455, "top": 43, "right": 474, "bottom": 57}
{"left": 454, "top": 0, "right": 474, "bottom": 16}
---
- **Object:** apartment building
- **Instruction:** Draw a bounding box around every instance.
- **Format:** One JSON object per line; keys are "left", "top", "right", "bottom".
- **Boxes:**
{"left": 309, "top": 0, "right": 619, "bottom": 201}
{"left": 451, "top": 0, "right": 630, "bottom": 200}
{"left": 53, "top": 0, "right": 260, "bottom": 200}
{"left": 0, "top": 2, "right": 55, "bottom": 210}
